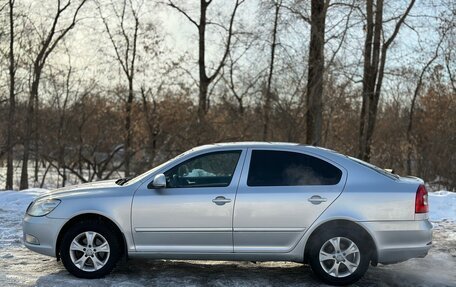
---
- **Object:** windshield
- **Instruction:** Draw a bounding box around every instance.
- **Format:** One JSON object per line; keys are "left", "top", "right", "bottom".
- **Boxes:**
{"left": 121, "top": 150, "right": 192, "bottom": 186}
{"left": 348, "top": 156, "right": 399, "bottom": 180}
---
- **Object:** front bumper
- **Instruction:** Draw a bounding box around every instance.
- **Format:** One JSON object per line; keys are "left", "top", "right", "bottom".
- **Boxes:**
{"left": 22, "top": 214, "right": 67, "bottom": 257}
{"left": 360, "top": 219, "right": 433, "bottom": 264}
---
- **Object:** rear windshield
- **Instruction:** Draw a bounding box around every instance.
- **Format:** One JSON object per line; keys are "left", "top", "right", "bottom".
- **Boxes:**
{"left": 348, "top": 156, "right": 399, "bottom": 180}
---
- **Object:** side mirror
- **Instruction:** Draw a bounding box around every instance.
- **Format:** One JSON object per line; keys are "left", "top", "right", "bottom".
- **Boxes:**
{"left": 150, "top": 173, "right": 166, "bottom": 189}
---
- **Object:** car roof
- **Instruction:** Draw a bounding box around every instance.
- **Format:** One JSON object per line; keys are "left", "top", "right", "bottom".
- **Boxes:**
{"left": 193, "top": 142, "right": 338, "bottom": 154}
{"left": 191, "top": 141, "right": 350, "bottom": 163}
{"left": 195, "top": 141, "right": 298, "bottom": 149}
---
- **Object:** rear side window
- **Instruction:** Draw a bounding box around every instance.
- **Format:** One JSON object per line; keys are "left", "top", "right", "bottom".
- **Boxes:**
{"left": 247, "top": 150, "right": 342, "bottom": 186}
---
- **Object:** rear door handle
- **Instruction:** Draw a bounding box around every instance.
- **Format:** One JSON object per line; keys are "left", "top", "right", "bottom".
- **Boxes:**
{"left": 212, "top": 196, "right": 231, "bottom": 206}
{"left": 308, "top": 195, "right": 327, "bottom": 204}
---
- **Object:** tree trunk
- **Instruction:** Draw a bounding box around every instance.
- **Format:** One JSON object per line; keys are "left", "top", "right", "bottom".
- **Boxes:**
{"left": 198, "top": 0, "right": 209, "bottom": 121}
{"left": 358, "top": 0, "right": 415, "bottom": 161}
{"left": 5, "top": 0, "right": 15, "bottom": 190}
{"left": 20, "top": 104, "right": 32, "bottom": 190}
{"left": 34, "top": 92, "right": 39, "bottom": 183}
{"left": 169, "top": 0, "right": 242, "bottom": 122}
{"left": 305, "top": 0, "right": 327, "bottom": 146}
{"left": 262, "top": 1, "right": 281, "bottom": 140}
{"left": 98, "top": 0, "right": 138, "bottom": 177}
{"left": 20, "top": 72, "right": 40, "bottom": 190}
{"left": 359, "top": 0, "right": 383, "bottom": 162}
{"left": 124, "top": 78, "right": 134, "bottom": 177}
{"left": 358, "top": 0, "right": 372, "bottom": 161}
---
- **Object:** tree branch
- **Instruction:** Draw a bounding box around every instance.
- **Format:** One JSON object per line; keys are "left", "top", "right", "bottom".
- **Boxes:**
{"left": 42, "top": 0, "right": 88, "bottom": 66}
{"left": 167, "top": 0, "right": 199, "bottom": 28}
{"left": 208, "top": 0, "right": 245, "bottom": 82}
{"left": 98, "top": 1, "right": 129, "bottom": 76}
{"left": 384, "top": 0, "right": 416, "bottom": 48}
{"left": 282, "top": 3, "right": 310, "bottom": 24}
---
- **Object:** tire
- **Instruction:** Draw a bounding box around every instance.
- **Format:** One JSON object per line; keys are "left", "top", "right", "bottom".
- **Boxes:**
{"left": 308, "top": 227, "right": 371, "bottom": 286}
{"left": 60, "top": 220, "right": 122, "bottom": 279}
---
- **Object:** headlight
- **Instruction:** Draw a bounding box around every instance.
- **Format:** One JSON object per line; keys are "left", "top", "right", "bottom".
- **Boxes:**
{"left": 27, "top": 198, "right": 61, "bottom": 217}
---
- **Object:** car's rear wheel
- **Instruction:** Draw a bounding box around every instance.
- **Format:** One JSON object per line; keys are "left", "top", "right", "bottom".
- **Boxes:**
{"left": 60, "top": 220, "right": 122, "bottom": 278}
{"left": 308, "top": 227, "right": 371, "bottom": 285}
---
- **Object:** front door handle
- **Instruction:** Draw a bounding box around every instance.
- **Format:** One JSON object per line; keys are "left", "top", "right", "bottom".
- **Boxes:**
{"left": 308, "top": 195, "right": 327, "bottom": 205}
{"left": 212, "top": 196, "right": 231, "bottom": 206}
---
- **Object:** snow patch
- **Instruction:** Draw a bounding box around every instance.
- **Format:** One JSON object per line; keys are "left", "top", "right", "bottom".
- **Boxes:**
{"left": 428, "top": 191, "right": 456, "bottom": 222}
{"left": 0, "top": 189, "right": 49, "bottom": 246}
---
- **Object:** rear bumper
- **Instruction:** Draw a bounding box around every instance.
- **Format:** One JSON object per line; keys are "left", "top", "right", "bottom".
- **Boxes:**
{"left": 22, "top": 214, "right": 66, "bottom": 257}
{"left": 359, "top": 219, "right": 433, "bottom": 264}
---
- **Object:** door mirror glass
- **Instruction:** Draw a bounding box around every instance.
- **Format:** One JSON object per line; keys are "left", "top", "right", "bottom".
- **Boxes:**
{"left": 151, "top": 173, "right": 166, "bottom": 188}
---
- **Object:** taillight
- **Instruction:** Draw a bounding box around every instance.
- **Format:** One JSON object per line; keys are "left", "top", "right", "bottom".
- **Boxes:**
{"left": 415, "top": 184, "right": 429, "bottom": 213}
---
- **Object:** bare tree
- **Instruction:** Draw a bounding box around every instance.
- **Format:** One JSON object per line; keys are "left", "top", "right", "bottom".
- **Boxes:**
{"left": 283, "top": 0, "right": 356, "bottom": 145}
{"left": 358, "top": 0, "right": 416, "bottom": 161}
{"left": 98, "top": 0, "right": 140, "bottom": 177}
{"left": 5, "top": 0, "right": 15, "bottom": 190}
{"left": 262, "top": 0, "right": 282, "bottom": 140}
{"left": 19, "top": 0, "right": 88, "bottom": 189}
{"left": 46, "top": 49, "right": 75, "bottom": 187}
{"left": 442, "top": 4, "right": 456, "bottom": 94}
{"left": 406, "top": 21, "right": 449, "bottom": 174}
{"left": 168, "top": 0, "right": 245, "bottom": 121}
{"left": 305, "top": 0, "right": 329, "bottom": 145}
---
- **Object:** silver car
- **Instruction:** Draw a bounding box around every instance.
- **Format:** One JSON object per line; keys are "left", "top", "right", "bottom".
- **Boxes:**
{"left": 23, "top": 142, "right": 432, "bottom": 285}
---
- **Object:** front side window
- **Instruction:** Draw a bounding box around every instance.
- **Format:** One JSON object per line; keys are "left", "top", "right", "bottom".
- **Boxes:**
{"left": 247, "top": 150, "right": 342, "bottom": 186}
{"left": 164, "top": 151, "right": 241, "bottom": 188}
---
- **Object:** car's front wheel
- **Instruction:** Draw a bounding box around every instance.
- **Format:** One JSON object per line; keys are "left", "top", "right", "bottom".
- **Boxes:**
{"left": 60, "top": 220, "right": 122, "bottom": 278}
{"left": 308, "top": 228, "right": 371, "bottom": 285}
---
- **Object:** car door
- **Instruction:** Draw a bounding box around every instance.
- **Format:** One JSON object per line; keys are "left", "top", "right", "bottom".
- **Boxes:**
{"left": 132, "top": 149, "right": 246, "bottom": 253}
{"left": 233, "top": 148, "right": 347, "bottom": 253}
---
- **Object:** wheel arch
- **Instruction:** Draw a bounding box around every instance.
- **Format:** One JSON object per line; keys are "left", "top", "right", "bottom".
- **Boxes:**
{"left": 303, "top": 219, "right": 378, "bottom": 266}
{"left": 55, "top": 213, "right": 127, "bottom": 260}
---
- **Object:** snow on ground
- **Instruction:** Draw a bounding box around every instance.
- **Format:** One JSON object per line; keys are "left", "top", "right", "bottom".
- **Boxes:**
{"left": 0, "top": 189, "right": 48, "bottom": 247}
{"left": 428, "top": 191, "right": 456, "bottom": 222}
{"left": 0, "top": 189, "right": 455, "bottom": 286}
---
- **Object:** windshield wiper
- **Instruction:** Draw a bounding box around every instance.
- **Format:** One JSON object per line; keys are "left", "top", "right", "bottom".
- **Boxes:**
{"left": 115, "top": 177, "right": 132, "bottom": 186}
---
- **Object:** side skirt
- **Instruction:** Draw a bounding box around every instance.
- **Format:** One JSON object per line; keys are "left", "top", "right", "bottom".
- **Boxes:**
{"left": 127, "top": 251, "right": 303, "bottom": 262}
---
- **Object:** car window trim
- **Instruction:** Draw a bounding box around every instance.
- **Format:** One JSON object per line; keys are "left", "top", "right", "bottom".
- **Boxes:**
{"left": 162, "top": 150, "right": 244, "bottom": 189}
{"left": 241, "top": 148, "right": 346, "bottom": 188}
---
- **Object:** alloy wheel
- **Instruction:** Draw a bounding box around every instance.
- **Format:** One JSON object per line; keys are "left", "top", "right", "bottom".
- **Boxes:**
{"left": 319, "top": 236, "right": 361, "bottom": 278}
{"left": 69, "top": 231, "right": 110, "bottom": 272}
